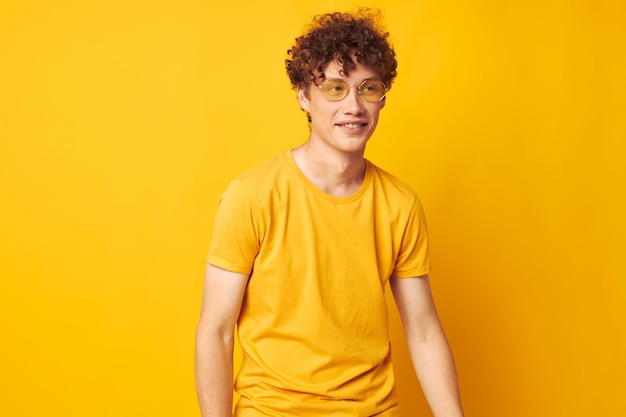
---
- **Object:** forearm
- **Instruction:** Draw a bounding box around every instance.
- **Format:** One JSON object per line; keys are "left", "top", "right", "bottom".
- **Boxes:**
{"left": 195, "top": 324, "right": 235, "bottom": 417}
{"left": 407, "top": 330, "right": 464, "bottom": 417}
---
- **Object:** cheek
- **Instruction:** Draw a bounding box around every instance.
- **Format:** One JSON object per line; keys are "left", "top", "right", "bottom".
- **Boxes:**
{"left": 365, "top": 106, "right": 381, "bottom": 121}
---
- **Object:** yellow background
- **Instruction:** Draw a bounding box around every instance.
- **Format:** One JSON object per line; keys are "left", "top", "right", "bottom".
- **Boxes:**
{"left": 1, "top": 0, "right": 624, "bottom": 416}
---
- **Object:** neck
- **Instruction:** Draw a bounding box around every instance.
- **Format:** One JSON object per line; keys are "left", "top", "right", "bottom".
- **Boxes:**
{"left": 292, "top": 142, "right": 366, "bottom": 198}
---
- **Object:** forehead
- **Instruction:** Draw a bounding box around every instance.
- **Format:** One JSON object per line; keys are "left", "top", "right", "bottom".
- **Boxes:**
{"left": 321, "top": 59, "right": 379, "bottom": 81}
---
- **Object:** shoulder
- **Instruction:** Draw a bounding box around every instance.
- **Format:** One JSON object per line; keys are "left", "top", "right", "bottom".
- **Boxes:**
{"left": 225, "top": 152, "right": 291, "bottom": 194}
{"left": 367, "top": 161, "right": 419, "bottom": 205}
{"left": 219, "top": 152, "right": 297, "bottom": 214}
{"left": 236, "top": 152, "right": 288, "bottom": 184}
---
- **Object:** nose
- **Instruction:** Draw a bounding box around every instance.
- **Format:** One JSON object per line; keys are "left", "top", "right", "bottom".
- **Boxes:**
{"left": 342, "top": 86, "right": 366, "bottom": 114}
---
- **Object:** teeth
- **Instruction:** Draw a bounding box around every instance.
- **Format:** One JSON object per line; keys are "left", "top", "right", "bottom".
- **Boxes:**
{"left": 342, "top": 123, "right": 363, "bottom": 128}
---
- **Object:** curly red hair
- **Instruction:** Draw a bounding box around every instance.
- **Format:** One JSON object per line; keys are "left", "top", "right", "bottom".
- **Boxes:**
{"left": 285, "top": 9, "right": 398, "bottom": 90}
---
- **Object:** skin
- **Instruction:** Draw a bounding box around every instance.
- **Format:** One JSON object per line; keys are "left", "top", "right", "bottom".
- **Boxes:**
{"left": 195, "top": 264, "right": 248, "bottom": 417}
{"left": 195, "top": 59, "right": 464, "bottom": 417}
{"left": 390, "top": 276, "right": 465, "bottom": 417}
{"left": 292, "top": 59, "right": 384, "bottom": 197}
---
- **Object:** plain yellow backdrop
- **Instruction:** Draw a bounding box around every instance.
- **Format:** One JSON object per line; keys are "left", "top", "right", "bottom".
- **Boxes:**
{"left": 1, "top": 0, "right": 624, "bottom": 416}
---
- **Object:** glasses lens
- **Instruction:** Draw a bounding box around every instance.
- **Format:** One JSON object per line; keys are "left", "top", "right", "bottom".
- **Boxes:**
{"left": 359, "top": 80, "right": 386, "bottom": 102}
{"left": 319, "top": 80, "right": 349, "bottom": 101}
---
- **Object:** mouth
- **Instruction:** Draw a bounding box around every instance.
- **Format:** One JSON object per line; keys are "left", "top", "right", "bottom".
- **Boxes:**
{"left": 337, "top": 122, "right": 367, "bottom": 129}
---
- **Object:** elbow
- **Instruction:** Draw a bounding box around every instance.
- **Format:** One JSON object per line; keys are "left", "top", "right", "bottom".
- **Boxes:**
{"left": 195, "top": 317, "right": 236, "bottom": 350}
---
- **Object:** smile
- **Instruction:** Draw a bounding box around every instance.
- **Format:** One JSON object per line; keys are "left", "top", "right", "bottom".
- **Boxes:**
{"left": 338, "top": 123, "right": 367, "bottom": 128}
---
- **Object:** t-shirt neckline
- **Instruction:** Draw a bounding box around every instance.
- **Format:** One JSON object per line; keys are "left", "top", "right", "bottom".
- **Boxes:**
{"left": 284, "top": 150, "right": 372, "bottom": 204}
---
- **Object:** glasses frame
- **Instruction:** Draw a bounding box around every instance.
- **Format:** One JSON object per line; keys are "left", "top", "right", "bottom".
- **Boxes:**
{"left": 315, "top": 79, "right": 389, "bottom": 102}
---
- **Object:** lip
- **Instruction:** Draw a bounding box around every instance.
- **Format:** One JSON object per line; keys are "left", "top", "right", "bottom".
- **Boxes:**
{"left": 335, "top": 123, "right": 368, "bottom": 136}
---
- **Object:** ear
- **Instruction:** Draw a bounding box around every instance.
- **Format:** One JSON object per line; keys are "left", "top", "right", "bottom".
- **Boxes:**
{"left": 297, "top": 83, "right": 310, "bottom": 113}
{"left": 380, "top": 96, "right": 386, "bottom": 110}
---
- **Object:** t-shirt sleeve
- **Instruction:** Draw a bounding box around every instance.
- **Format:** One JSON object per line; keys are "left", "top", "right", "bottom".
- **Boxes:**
{"left": 392, "top": 195, "right": 431, "bottom": 278}
{"left": 206, "top": 179, "right": 262, "bottom": 275}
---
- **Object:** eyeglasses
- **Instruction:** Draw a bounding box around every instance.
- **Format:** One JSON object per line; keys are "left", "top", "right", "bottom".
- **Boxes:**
{"left": 316, "top": 79, "right": 389, "bottom": 102}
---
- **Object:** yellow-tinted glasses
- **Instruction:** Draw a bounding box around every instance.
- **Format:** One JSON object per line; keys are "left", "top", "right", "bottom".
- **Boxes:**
{"left": 316, "top": 79, "right": 389, "bottom": 102}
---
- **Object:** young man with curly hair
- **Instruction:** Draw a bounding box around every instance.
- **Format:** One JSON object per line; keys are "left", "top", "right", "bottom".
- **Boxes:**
{"left": 196, "top": 10, "right": 464, "bottom": 417}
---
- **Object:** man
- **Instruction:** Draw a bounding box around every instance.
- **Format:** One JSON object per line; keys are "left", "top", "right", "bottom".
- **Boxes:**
{"left": 195, "top": 10, "right": 464, "bottom": 417}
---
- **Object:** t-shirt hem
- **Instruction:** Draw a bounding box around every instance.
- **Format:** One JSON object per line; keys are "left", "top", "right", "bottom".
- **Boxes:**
{"left": 206, "top": 255, "right": 252, "bottom": 275}
{"left": 391, "top": 266, "right": 430, "bottom": 278}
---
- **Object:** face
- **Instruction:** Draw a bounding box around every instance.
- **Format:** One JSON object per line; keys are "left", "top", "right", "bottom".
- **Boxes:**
{"left": 297, "top": 60, "right": 385, "bottom": 156}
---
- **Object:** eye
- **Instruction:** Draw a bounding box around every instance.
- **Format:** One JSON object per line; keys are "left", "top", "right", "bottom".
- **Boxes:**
{"left": 361, "top": 81, "right": 383, "bottom": 95}
{"left": 324, "top": 82, "right": 346, "bottom": 94}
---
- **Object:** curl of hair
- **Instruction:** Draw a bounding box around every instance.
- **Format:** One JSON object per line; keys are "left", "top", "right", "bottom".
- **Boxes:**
{"left": 285, "top": 9, "right": 398, "bottom": 90}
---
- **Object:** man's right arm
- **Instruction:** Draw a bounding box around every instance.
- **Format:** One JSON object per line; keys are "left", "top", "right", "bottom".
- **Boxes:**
{"left": 195, "top": 263, "right": 249, "bottom": 417}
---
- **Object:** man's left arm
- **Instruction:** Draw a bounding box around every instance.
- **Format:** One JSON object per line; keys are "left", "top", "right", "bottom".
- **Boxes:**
{"left": 389, "top": 274, "right": 465, "bottom": 417}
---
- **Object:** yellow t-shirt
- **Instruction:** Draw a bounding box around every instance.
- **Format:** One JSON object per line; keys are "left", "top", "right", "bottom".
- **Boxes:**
{"left": 207, "top": 151, "right": 430, "bottom": 416}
